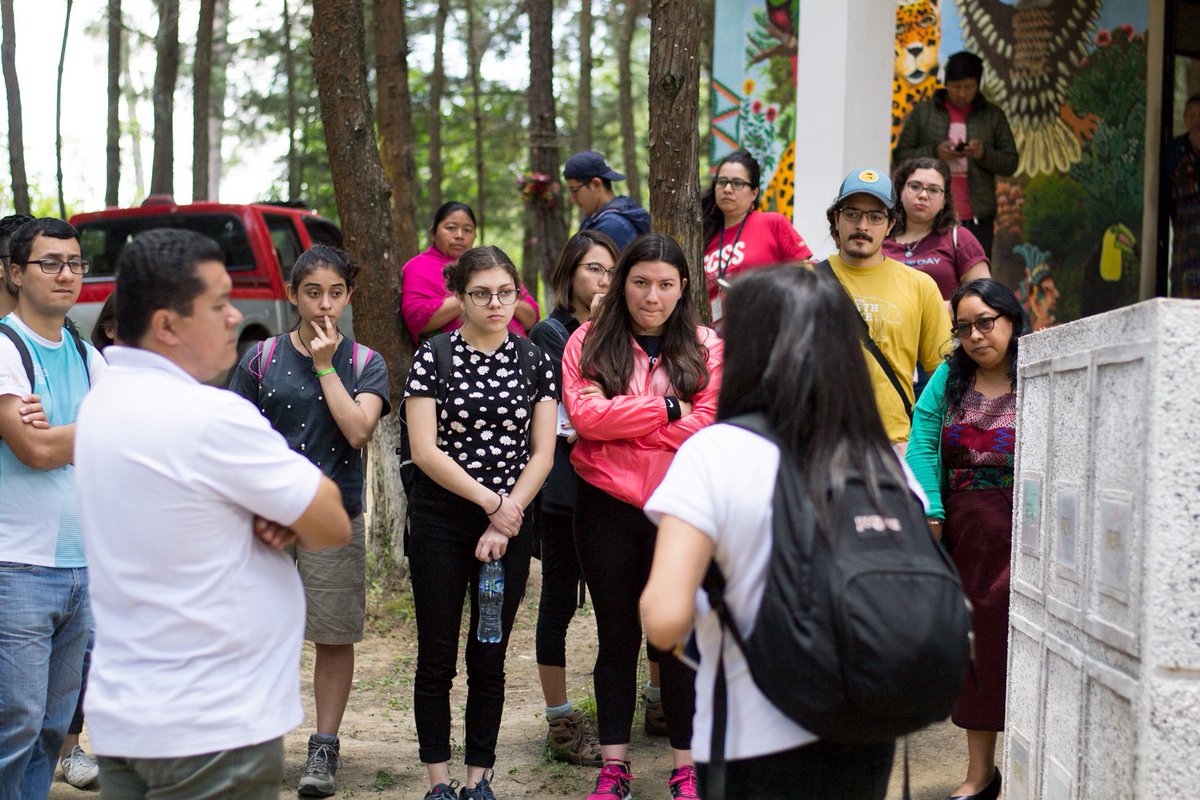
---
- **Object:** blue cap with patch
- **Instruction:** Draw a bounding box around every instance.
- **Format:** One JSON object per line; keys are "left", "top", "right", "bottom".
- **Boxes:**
{"left": 836, "top": 168, "right": 894, "bottom": 209}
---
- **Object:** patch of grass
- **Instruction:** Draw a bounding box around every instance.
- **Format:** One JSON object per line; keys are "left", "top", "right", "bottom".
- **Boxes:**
{"left": 373, "top": 769, "right": 397, "bottom": 790}
{"left": 573, "top": 694, "right": 599, "bottom": 727}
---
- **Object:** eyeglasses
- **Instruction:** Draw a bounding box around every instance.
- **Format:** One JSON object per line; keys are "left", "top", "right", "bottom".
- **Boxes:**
{"left": 568, "top": 184, "right": 586, "bottom": 196}
{"left": 466, "top": 288, "right": 519, "bottom": 306}
{"left": 951, "top": 315, "right": 1001, "bottom": 339}
{"left": 904, "top": 181, "right": 945, "bottom": 197}
{"left": 19, "top": 258, "right": 91, "bottom": 275}
{"left": 715, "top": 177, "right": 753, "bottom": 191}
{"left": 580, "top": 261, "right": 615, "bottom": 277}
{"left": 839, "top": 208, "right": 889, "bottom": 225}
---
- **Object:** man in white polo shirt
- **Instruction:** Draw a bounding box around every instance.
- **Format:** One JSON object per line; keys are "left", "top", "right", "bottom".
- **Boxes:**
{"left": 74, "top": 229, "right": 351, "bottom": 798}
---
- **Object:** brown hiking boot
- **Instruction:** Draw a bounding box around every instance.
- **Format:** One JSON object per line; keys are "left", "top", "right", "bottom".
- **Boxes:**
{"left": 643, "top": 693, "right": 668, "bottom": 737}
{"left": 546, "top": 708, "right": 602, "bottom": 766}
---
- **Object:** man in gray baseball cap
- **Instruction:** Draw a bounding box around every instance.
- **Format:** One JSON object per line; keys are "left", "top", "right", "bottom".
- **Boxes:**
{"left": 563, "top": 151, "right": 650, "bottom": 250}
{"left": 819, "top": 167, "right": 950, "bottom": 450}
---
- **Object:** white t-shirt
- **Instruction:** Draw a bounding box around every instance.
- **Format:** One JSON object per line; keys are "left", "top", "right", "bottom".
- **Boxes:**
{"left": 75, "top": 346, "right": 322, "bottom": 758}
{"left": 645, "top": 423, "right": 818, "bottom": 761}
{"left": 0, "top": 313, "right": 105, "bottom": 566}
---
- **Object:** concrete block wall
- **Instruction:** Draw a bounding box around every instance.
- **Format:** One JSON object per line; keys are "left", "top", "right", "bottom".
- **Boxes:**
{"left": 1008, "top": 299, "right": 1200, "bottom": 799}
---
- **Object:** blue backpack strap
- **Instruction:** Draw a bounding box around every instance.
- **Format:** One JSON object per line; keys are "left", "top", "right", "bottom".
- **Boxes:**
{"left": 0, "top": 322, "right": 34, "bottom": 389}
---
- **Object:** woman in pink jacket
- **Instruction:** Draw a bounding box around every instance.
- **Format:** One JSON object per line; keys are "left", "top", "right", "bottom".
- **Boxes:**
{"left": 562, "top": 232, "right": 724, "bottom": 800}
{"left": 400, "top": 202, "right": 539, "bottom": 343}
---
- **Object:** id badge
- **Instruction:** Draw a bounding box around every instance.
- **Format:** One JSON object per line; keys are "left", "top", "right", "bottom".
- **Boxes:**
{"left": 710, "top": 294, "right": 723, "bottom": 326}
{"left": 556, "top": 403, "right": 576, "bottom": 438}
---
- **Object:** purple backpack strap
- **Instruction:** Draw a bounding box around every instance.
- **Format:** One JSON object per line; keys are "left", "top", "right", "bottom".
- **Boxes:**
{"left": 251, "top": 335, "right": 283, "bottom": 384}
{"left": 351, "top": 341, "right": 375, "bottom": 386}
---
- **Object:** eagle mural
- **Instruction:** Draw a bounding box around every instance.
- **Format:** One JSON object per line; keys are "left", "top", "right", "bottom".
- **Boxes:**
{"left": 956, "top": 0, "right": 1102, "bottom": 178}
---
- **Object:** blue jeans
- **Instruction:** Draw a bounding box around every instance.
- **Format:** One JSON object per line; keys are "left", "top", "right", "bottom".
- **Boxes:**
{"left": 0, "top": 562, "right": 90, "bottom": 800}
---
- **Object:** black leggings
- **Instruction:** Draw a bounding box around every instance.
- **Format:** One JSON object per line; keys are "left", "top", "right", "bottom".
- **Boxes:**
{"left": 536, "top": 511, "right": 583, "bottom": 668}
{"left": 408, "top": 479, "right": 534, "bottom": 767}
{"left": 696, "top": 739, "right": 895, "bottom": 799}
{"left": 574, "top": 477, "right": 695, "bottom": 750}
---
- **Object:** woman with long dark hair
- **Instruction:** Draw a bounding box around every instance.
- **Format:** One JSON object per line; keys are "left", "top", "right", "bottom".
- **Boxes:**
{"left": 640, "top": 266, "right": 902, "bottom": 799}
{"left": 562, "top": 233, "right": 723, "bottom": 800}
{"left": 229, "top": 245, "right": 391, "bottom": 797}
{"left": 700, "top": 151, "right": 812, "bottom": 328}
{"left": 405, "top": 246, "right": 557, "bottom": 800}
{"left": 905, "top": 278, "right": 1027, "bottom": 800}
{"left": 883, "top": 157, "right": 990, "bottom": 304}
{"left": 527, "top": 230, "right": 617, "bottom": 766}
{"left": 400, "top": 202, "right": 539, "bottom": 343}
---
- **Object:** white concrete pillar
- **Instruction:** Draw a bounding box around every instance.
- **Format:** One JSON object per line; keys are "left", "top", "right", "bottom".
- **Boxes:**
{"left": 792, "top": 0, "right": 895, "bottom": 257}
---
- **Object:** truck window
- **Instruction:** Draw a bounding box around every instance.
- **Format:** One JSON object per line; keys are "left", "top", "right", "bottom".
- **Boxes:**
{"left": 264, "top": 214, "right": 304, "bottom": 283}
{"left": 303, "top": 218, "right": 343, "bottom": 249}
{"left": 75, "top": 214, "right": 255, "bottom": 278}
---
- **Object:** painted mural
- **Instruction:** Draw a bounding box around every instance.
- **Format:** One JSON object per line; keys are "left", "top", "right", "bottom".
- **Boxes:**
{"left": 894, "top": 0, "right": 1149, "bottom": 327}
{"left": 709, "top": 0, "right": 798, "bottom": 218}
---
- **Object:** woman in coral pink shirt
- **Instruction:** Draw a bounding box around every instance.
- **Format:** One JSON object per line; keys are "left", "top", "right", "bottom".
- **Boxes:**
{"left": 562, "top": 232, "right": 723, "bottom": 800}
{"left": 701, "top": 151, "right": 812, "bottom": 328}
{"left": 401, "top": 202, "right": 539, "bottom": 343}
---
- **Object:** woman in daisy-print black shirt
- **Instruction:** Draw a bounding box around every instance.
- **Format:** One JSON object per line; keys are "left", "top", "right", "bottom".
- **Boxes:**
{"left": 403, "top": 245, "right": 556, "bottom": 800}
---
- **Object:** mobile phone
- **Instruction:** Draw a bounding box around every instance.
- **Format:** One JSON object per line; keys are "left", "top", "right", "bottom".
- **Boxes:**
{"left": 954, "top": 141, "right": 967, "bottom": 153}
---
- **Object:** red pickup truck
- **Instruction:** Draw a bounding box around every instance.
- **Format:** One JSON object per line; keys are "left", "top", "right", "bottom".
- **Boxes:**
{"left": 70, "top": 197, "right": 347, "bottom": 353}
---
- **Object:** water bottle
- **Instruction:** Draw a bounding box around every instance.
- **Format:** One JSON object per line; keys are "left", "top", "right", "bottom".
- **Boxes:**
{"left": 476, "top": 560, "right": 505, "bottom": 643}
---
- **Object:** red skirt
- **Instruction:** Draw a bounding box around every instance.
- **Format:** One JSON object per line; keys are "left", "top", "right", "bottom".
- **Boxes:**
{"left": 943, "top": 485, "right": 1012, "bottom": 731}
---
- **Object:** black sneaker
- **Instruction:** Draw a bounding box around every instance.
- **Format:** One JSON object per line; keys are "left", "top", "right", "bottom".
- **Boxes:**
{"left": 459, "top": 769, "right": 498, "bottom": 800}
{"left": 425, "top": 781, "right": 460, "bottom": 800}
{"left": 298, "top": 734, "right": 340, "bottom": 797}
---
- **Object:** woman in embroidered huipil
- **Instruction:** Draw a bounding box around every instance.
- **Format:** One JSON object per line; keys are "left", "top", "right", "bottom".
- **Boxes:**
{"left": 906, "top": 278, "right": 1028, "bottom": 800}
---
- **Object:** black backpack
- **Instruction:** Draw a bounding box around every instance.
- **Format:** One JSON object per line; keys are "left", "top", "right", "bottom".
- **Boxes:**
{"left": 702, "top": 413, "right": 972, "bottom": 797}
{"left": 0, "top": 317, "right": 91, "bottom": 392}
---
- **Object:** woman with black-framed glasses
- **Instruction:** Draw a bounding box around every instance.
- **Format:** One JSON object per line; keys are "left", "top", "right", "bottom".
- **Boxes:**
{"left": 906, "top": 278, "right": 1028, "bottom": 800}
{"left": 700, "top": 151, "right": 812, "bottom": 329}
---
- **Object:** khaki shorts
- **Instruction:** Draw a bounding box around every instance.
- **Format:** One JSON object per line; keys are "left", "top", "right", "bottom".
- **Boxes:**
{"left": 290, "top": 513, "right": 366, "bottom": 645}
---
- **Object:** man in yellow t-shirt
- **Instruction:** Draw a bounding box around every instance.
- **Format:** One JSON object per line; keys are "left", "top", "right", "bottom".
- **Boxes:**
{"left": 822, "top": 168, "right": 951, "bottom": 448}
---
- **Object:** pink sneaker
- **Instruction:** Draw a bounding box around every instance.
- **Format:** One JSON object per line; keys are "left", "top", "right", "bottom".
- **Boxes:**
{"left": 586, "top": 760, "right": 632, "bottom": 800}
{"left": 668, "top": 764, "right": 700, "bottom": 799}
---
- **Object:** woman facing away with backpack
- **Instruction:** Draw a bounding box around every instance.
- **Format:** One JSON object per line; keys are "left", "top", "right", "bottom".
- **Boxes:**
{"left": 904, "top": 279, "right": 1028, "bottom": 800}
{"left": 404, "top": 246, "right": 557, "bottom": 800}
{"left": 228, "top": 245, "right": 391, "bottom": 798}
{"left": 640, "top": 265, "right": 924, "bottom": 799}
{"left": 561, "top": 232, "right": 724, "bottom": 800}
{"left": 527, "top": 230, "right": 618, "bottom": 767}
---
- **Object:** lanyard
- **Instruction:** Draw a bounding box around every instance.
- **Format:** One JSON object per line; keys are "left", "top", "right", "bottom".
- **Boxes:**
{"left": 716, "top": 211, "right": 752, "bottom": 285}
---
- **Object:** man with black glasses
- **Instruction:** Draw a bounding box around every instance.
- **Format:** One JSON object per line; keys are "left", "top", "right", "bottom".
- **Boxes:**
{"left": 0, "top": 217, "right": 105, "bottom": 797}
{"left": 822, "top": 169, "right": 950, "bottom": 452}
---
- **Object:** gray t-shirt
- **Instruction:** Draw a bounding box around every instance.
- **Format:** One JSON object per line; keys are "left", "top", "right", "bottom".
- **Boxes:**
{"left": 229, "top": 335, "right": 391, "bottom": 516}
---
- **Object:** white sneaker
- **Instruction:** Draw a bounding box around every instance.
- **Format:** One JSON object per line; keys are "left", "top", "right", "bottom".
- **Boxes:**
{"left": 60, "top": 745, "right": 100, "bottom": 788}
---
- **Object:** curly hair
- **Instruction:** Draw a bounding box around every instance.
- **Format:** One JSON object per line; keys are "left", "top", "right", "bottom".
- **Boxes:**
{"left": 891, "top": 157, "right": 958, "bottom": 237}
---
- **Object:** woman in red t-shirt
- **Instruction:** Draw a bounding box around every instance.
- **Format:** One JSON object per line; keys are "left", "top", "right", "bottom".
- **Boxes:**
{"left": 883, "top": 157, "right": 991, "bottom": 307}
{"left": 700, "top": 151, "right": 812, "bottom": 327}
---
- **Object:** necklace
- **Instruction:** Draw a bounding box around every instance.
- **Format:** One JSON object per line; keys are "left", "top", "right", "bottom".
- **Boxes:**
{"left": 293, "top": 328, "right": 341, "bottom": 358}
{"left": 903, "top": 230, "right": 931, "bottom": 259}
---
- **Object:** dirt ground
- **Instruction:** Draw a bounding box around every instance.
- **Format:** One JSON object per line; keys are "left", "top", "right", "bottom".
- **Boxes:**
{"left": 51, "top": 558, "right": 986, "bottom": 799}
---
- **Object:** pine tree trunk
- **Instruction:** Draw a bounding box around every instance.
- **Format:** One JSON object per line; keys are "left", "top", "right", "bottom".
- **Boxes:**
{"left": 373, "top": 0, "right": 420, "bottom": 260}
{"left": 529, "top": 0, "right": 568, "bottom": 288}
{"left": 193, "top": 0, "right": 215, "bottom": 201}
{"left": 575, "top": 0, "right": 592, "bottom": 153}
{"left": 311, "top": 0, "right": 410, "bottom": 586}
{"left": 283, "top": 0, "right": 299, "bottom": 202}
{"left": 428, "top": 0, "right": 448, "bottom": 217}
{"left": 648, "top": 0, "right": 705, "bottom": 319}
{"left": 1, "top": 0, "right": 29, "bottom": 214}
{"left": 105, "top": 0, "right": 121, "bottom": 207}
{"left": 55, "top": 0, "right": 73, "bottom": 219}
{"left": 465, "top": 0, "right": 486, "bottom": 242}
{"left": 150, "top": 0, "right": 179, "bottom": 196}
{"left": 617, "top": 0, "right": 641, "bottom": 207}
{"left": 207, "top": 0, "right": 229, "bottom": 199}
{"left": 122, "top": 30, "right": 146, "bottom": 200}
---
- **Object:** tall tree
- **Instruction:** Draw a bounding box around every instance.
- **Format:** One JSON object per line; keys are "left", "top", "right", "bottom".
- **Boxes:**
{"left": 528, "top": 0, "right": 568, "bottom": 288}
{"left": 465, "top": 0, "right": 486, "bottom": 241}
{"left": 373, "top": 0, "right": 420, "bottom": 259}
{"left": 122, "top": 30, "right": 146, "bottom": 200}
{"left": 193, "top": 0, "right": 216, "bottom": 201}
{"left": 648, "top": 0, "right": 704, "bottom": 317}
{"left": 575, "top": 0, "right": 593, "bottom": 153}
{"left": 207, "top": 0, "right": 230, "bottom": 198}
{"left": 427, "top": 0, "right": 448, "bottom": 217}
{"left": 283, "top": 0, "right": 299, "bottom": 200}
{"left": 55, "top": 0, "right": 73, "bottom": 219}
{"left": 150, "top": 0, "right": 179, "bottom": 196}
{"left": 1, "top": 0, "right": 29, "bottom": 214}
{"left": 106, "top": 0, "right": 121, "bottom": 207}
{"left": 311, "top": 0, "right": 409, "bottom": 583}
{"left": 616, "top": 0, "right": 642, "bottom": 207}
